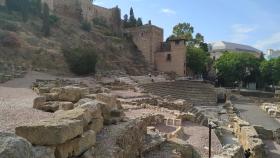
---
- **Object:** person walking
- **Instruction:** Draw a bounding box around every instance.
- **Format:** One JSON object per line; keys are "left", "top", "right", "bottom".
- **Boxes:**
{"left": 244, "top": 149, "right": 251, "bottom": 158}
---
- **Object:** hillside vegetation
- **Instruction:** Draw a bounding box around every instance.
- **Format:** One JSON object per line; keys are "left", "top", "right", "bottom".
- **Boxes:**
{"left": 0, "top": 3, "right": 150, "bottom": 76}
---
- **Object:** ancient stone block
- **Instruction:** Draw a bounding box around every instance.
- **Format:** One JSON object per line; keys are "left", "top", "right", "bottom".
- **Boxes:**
{"left": 84, "top": 118, "right": 104, "bottom": 133}
{"left": 34, "top": 101, "right": 60, "bottom": 112}
{"left": 58, "top": 86, "right": 86, "bottom": 102}
{"left": 32, "top": 146, "right": 55, "bottom": 158}
{"left": 55, "top": 108, "right": 92, "bottom": 127}
{"left": 76, "top": 100, "right": 103, "bottom": 119}
{"left": 0, "top": 133, "right": 34, "bottom": 158}
{"left": 58, "top": 102, "right": 74, "bottom": 110}
{"left": 33, "top": 96, "right": 47, "bottom": 109}
{"left": 44, "top": 93, "right": 59, "bottom": 101}
{"left": 15, "top": 119, "right": 83, "bottom": 145}
{"left": 55, "top": 130, "right": 96, "bottom": 158}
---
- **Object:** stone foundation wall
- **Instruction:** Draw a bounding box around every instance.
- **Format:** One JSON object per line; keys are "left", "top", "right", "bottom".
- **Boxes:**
{"left": 232, "top": 117, "right": 266, "bottom": 158}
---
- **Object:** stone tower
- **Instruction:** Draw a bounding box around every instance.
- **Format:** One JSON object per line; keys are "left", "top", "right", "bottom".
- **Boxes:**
{"left": 125, "top": 24, "right": 164, "bottom": 67}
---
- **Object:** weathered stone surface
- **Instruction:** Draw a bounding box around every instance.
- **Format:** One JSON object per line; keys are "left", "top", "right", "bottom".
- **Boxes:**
{"left": 84, "top": 118, "right": 104, "bottom": 133}
{"left": 44, "top": 93, "right": 59, "bottom": 101}
{"left": 96, "top": 93, "right": 121, "bottom": 110}
{"left": 77, "top": 101, "right": 103, "bottom": 119}
{"left": 55, "top": 108, "right": 92, "bottom": 127}
{"left": 15, "top": 119, "right": 83, "bottom": 145}
{"left": 214, "top": 144, "right": 244, "bottom": 158}
{"left": 32, "top": 146, "right": 55, "bottom": 158}
{"left": 80, "top": 147, "right": 95, "bottom": 158}
{"left": 84, "top": 94, "right": 96, "bottom": 100}
{"left": 58, "top": 102, "right": 74, "bottom": 110}
{"left": 75, "top": 98, "right": 94, "bottom": 107}
{"left": 38, "top": 102, "right": 60, "bottom": 112}
{"left": 33, "top": 96, "right": 47, "bottom": 109}
{"left": 55, "top": 130, "right": 96, "bottom": 158}
{"left": 0, "top": 133, "right": 33, "bottom": 158}
{"left": 58, "top": 86, "right": 88, "bottom": 102}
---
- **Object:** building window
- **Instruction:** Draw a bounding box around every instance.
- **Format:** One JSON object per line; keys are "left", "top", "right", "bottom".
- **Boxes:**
{"left": 175, "top": 40, "right": 180, "bottom": 45}
{"left": 166, "top": 54, "right": 171, "bottom": 61}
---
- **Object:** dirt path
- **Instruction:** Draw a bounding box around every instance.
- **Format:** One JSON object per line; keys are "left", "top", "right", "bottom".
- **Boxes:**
{"left": 234, "top": 101, "right": 280, "bottom": 130}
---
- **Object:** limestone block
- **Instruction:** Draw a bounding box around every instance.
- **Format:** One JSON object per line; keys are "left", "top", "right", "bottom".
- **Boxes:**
{"left": 84, "top": 118, "right": 104, "bottom": 133}
{"left": 44, "top": 93, "right": 59, "bottom": 101}
{"left": 55, "top": 130, "right": 96, "bottom": 158}
{"left": 37, "top": 101, "right": 60, "bottom": 112}
{"left": 0, "top": 133, "right": 33, "bottom": 158}
{"left": 75, "top": 98, "right": 95, "bottom": 107}
{"left": 84, "top": 94, "right": 96, "bottom": 100}
{"left": 32, "top": 146, "right": 55, "bottom": 158}
{"left": 77, "top": 101, "right": 103, "bottom": 119}
{"left": 55, "top": 108, "right": 92, "bottom": 127}
{"left": 58, "top": 86, "right": 86, "bottom": 102}
{"left": 15, "top": 119, "right": 83, "bottom": 145}
{"left": 33, "top": 96, "right": 47, "bottom": 109}
{"left": 58, "top": 102, "right": 74, "bottom": 110}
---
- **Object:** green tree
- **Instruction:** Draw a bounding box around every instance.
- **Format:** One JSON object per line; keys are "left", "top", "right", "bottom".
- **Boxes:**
{"left": 42, "top": 3, "right": 50, "bottom": 36}
{"left": 123, "top": 14, "right": 128, "bottom": 28}
{"left": 214, "top": 52, "right": 261, "bottom": 86}
{"left": 260, "top": 58, "right": 280, "bottom": 86}
{"left": 136, "top": 17, "right": 143, "bottom": 26}
{"left": 172, "top": 22, "right": 194, "bottom": 41}
{"left": 186, "top": 47, "right": 210, "bottom": 75}
{"left": 128, "top": 7, "right": 137, "bottom": 27}
{"left": 195, "top": 33, "right": 204, "bottom": 44}
{"left": 81, "top": 20, "right": 91, "bottom": 32}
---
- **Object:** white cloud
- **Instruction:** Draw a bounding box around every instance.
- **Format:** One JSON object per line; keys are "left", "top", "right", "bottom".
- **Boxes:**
{"left": 254, "top": 32, "right": 280, "bottom": 50}
{"left": 230, "top": 24, "right": 257, "bottom": 43}
{"left": 160, "top": 8, "right": 176, "bottom": 15}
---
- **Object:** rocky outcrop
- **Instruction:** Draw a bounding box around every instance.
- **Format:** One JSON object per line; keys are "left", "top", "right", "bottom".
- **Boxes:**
{"left": 0, "top": 133, "right": 34, "bottom": 158}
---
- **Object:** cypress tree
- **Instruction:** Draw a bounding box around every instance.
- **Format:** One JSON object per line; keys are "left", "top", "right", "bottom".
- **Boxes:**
{"left": 42, "top": 3, "right": 50, "bottom": 36}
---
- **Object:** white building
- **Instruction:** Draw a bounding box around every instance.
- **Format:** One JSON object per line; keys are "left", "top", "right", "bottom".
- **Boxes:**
{"left": 267, "top": 49, "right": 280, "bottom": 59}
{"left": 208, "top": 41, "right": 262, "bottom": 60}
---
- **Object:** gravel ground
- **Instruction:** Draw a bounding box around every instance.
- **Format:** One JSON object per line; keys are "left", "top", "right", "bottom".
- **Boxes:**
{"left": 0, "top": 71, "right": 57, "bottom": 133}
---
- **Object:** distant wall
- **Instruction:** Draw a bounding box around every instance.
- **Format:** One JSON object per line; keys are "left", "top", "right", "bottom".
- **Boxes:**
{"left": 42, "top": 0, "right": 121, "bottom": 32}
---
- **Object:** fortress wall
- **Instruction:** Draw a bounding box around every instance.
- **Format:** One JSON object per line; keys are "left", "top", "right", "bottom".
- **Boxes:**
{"left": 0, "top": 0, "right": 5, "bottom": 6}
{"left": 53, "top": 0, "right": 81, "bottom": 19}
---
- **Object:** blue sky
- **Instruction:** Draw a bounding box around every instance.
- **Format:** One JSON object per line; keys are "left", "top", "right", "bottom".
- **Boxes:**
{"left": 94, "top": 0, "right": 280, "bottom": 52}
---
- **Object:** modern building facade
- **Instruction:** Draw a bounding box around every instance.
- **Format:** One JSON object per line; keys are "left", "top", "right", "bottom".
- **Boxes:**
{"left": 208, "top": 41, "right": 262, "bottom": 60}
{"left": 267, "top": 49, "right": 280, "bottom": 59}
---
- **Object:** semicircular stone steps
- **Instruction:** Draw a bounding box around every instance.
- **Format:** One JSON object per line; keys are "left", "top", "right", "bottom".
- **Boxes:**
{"left": 140, "top": 81, "right": 217, "bottom": 106}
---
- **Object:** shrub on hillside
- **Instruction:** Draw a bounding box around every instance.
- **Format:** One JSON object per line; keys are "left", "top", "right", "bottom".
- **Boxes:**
{"left": 0, "top": 32, "right": 21, "bottom": 48}
{"left": 81, "top": 21, "right": 91, "bottom": 32}
{"left": 49, "top": 15, "right": 59, "bottom": 26}
{"left": 63, "top": 48, "right": 98, "bottom": 75}
{"left": 0, "top": 20, "right": 18, "bottom": 31}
